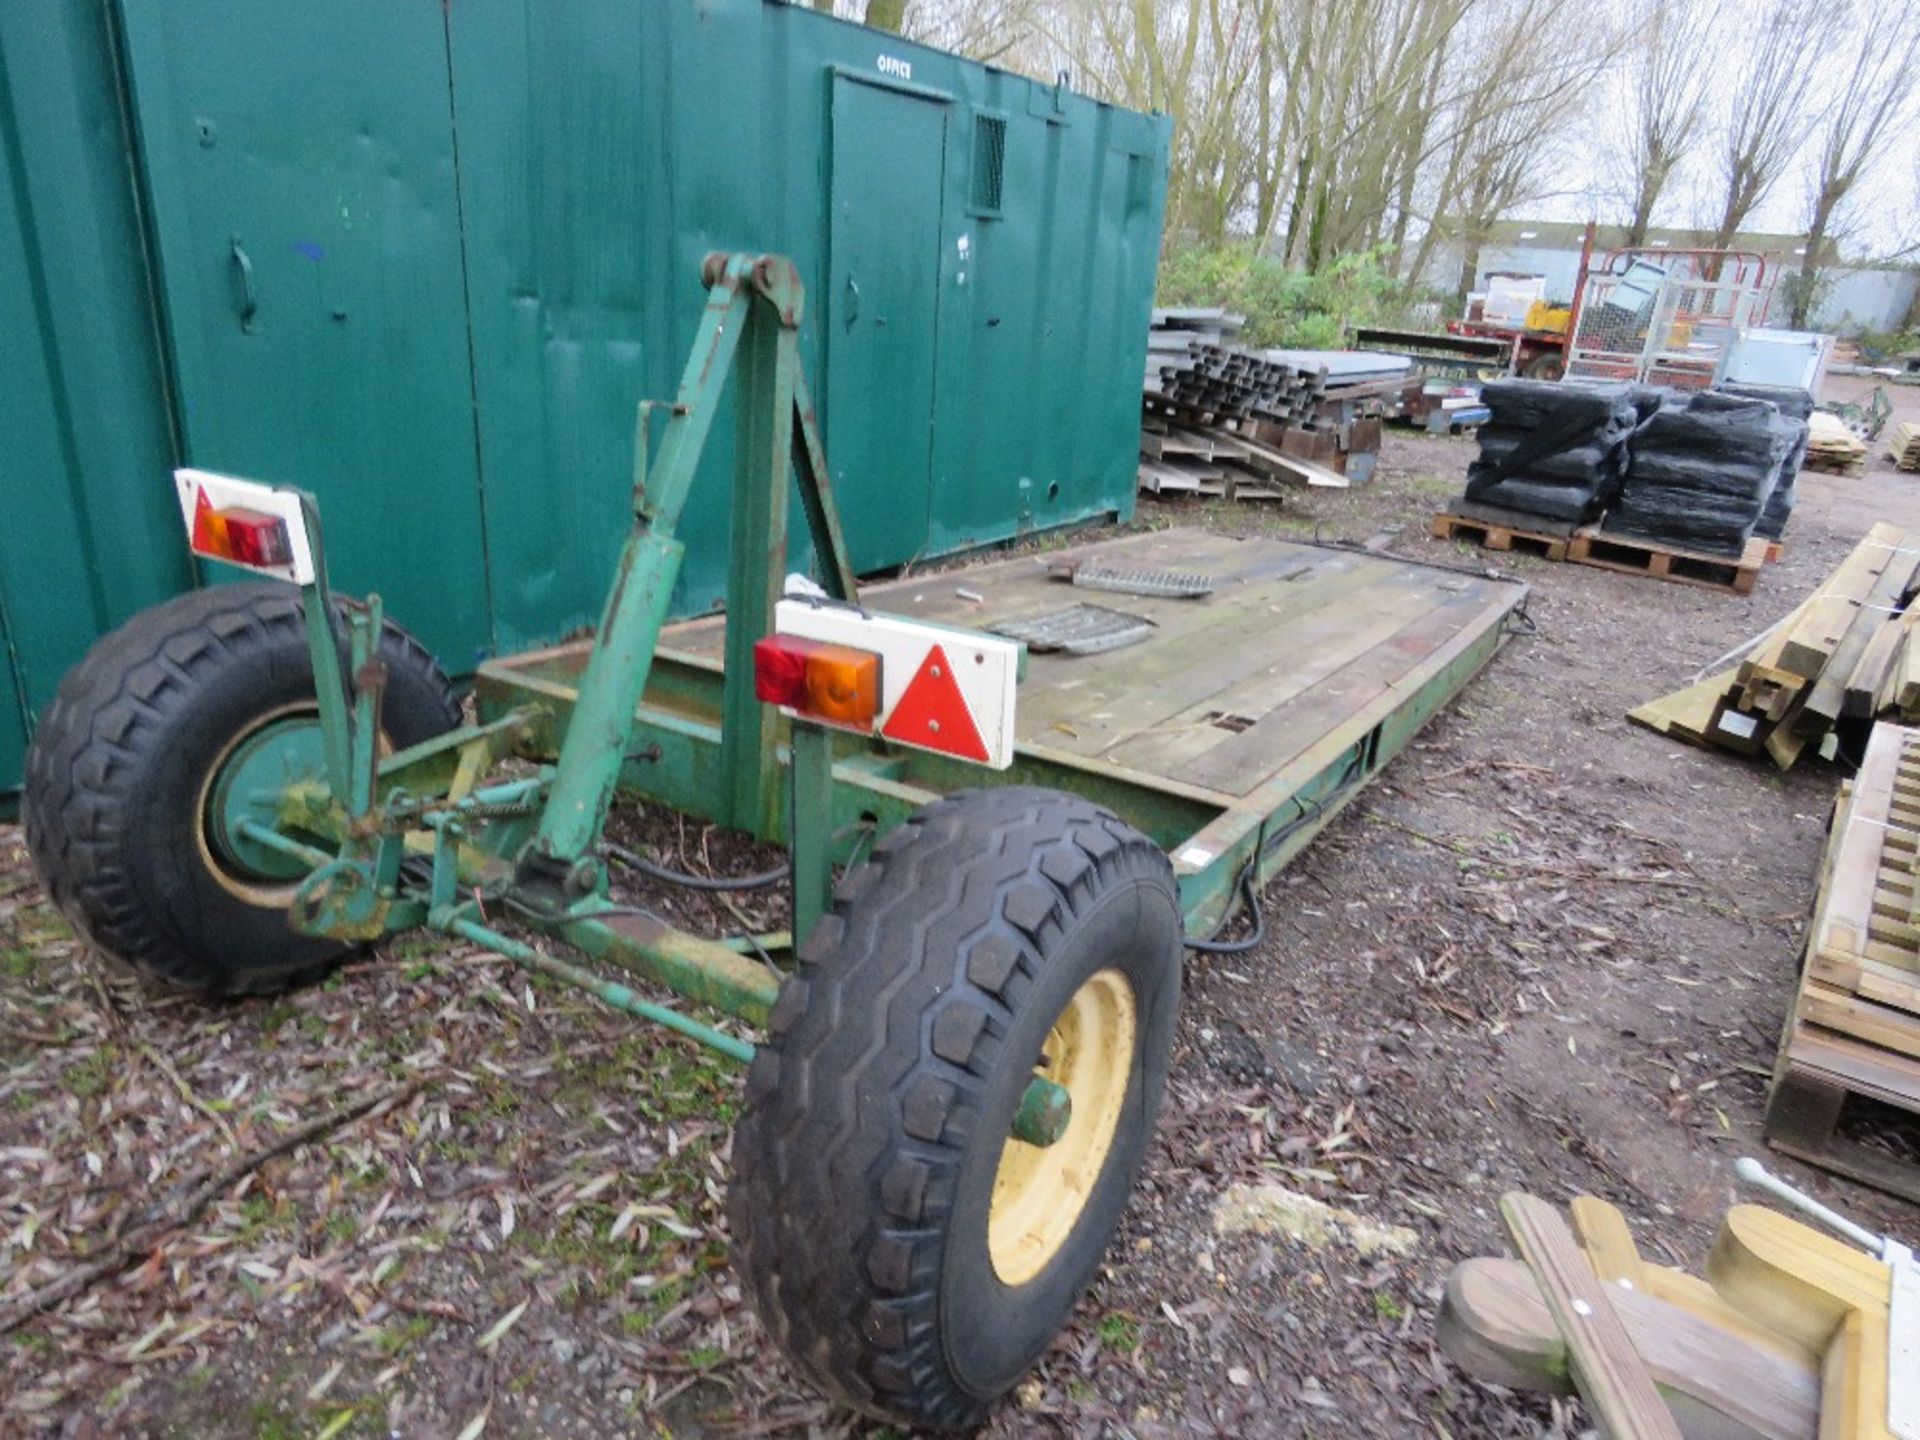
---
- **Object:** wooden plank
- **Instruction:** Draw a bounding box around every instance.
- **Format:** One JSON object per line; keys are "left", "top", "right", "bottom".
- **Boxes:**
{"left": 1769, "top": 524, "right": 1904, "bottom": 680}
{"left": 1795, "top": 549, "right": 1920, "bottom": 735}
{"left": 1807, "top": 950, "right": 1920, "bottom": 1013}
{"left": 1170, "top": 591, "right": 1486, "bottom": 793}
{"left": 1569, "top": 528, "right": 1768, "bottom": 595}
{"left": 1018, "top": 554, "right": 1393, "bottom": 761}
{"left": 1785, "top": 1028, "right": 1920, "bottom": 1116}
{"left": 1817, "top": 722, "right": 1907, "bottom": 959}
{"left": 1437, "top": 1258, "right": 1820, "bottom": 1440}
{"left": 1799, "top": 978, "right": 1920, "bottom": 1060}
{"left": 1627, "top": 669, "right": 1743, "bottom": 748}
{"left": 1501, "top": 1194, "right": 1684, "bottom": 1440}
{"left": 1899, "top": 624, "right": 1920, "bottom": 712}
{"left": 1706, "top": 1206, "right": 1894, "bottom": 1440}
{"left": 1566, "top": 1194, "right": 1820, "bottom": 1377}
{"left": 1432, "top": 511, "right": 1571, "bottom": 561}
{"left": 1100, "top": 571, "right": 1447, "bottom": 777}
{"left": 1736, "top": 592, "right": 1819, "bottom": 698}
{"left": 1765, "top": 713, "right": 1811, "bottom": 770}
{"left": 1570, "top": 1197, "right": 1645, "bottom": 1286}
{"left": 1845, "top": 609, "right": 1910, "bottom": 718}
{"left": 1137, "top": 457, "right": 1203, "bottom": 493}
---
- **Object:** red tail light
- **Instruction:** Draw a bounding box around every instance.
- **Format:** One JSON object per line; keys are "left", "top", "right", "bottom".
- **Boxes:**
{"left": 753, "top": 635, "right": 880, "bottom": 728}
{"left": 191, "top": 490, "right": 293, "bottom": 568}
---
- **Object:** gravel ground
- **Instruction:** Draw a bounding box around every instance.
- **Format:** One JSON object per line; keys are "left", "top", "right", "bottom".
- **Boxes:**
{"left": 4, "top": 377, "right": 1920, "bottom": 1438}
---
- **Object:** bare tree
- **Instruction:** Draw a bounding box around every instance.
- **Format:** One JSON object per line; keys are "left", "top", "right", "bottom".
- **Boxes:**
{"left": 1704, "top": 0, "right": 1839, "bottom": 259}
{"left": 918, "top": 0, "right": 1625, "bottom": 286}
{"left": 805, "top": 0, "right": 911, "bottom": 27}
{"left": 1403, "top": 0, "right": 1624, "bottom": 291}
{"left": 905, "top": 0, "right": 1040, "bottom": 62}
{"left": 1787, "top": 3, "right": 1920, "bottom": 325}
{"left": 1620, "top": 0, "right": 1715, "bottom": 247}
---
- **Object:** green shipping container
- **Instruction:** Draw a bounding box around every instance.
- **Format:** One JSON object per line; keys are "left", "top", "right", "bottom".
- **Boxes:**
{"left": 1, "top": 0, "right": 1169, "bottom": 798}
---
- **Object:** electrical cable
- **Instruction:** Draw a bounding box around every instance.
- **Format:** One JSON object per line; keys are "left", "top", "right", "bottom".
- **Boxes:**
{"left": 603, "top": 842, "right": 789, "bottom": 892}
{"left": 1183, "top": 863, "right": 1266, "bottom": 954}
{"left": 1182, "top": 746, "right": 1366, "bottom": 954}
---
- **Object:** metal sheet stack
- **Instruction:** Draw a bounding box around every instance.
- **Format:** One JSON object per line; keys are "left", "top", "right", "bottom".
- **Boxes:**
{"left": 1140, "top": 313, "right": 1413, "bottom": 497}
{"left": 1144, "top": 307, "right": 1245, "bottom": 392}
{"left": 1628, "top": 523, "right": 1920, "bottom": 769}
{"left": 1152, "top": 342, "right": 1329, "bottom": 425}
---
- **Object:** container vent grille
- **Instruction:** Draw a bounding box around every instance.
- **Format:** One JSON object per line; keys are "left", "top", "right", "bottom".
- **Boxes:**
{"left": 970, "top": 114, "right": 1006, "bottom": 215}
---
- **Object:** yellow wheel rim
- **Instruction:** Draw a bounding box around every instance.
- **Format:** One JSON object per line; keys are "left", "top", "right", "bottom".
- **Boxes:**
{"left": 194, "top": 704, "right": 393, "bottom": 908}
{"left": 987, "top": 968, "right": 1137, "bottom": 1286}
{"left": 194, "top": 702, "right": 323, "bottom": 908}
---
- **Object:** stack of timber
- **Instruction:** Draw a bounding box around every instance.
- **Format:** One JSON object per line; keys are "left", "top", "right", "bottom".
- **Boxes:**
{"left": 1766, "top": 719, "right": 1920, "bottom": 1202}
{"left": 1888, "top": 422, "right": 1920, "bottom": 472}
{"left": 1802, "top": 411, "right": 1869, "bottom": 476}
{"left": 1627, "top": 523, "right": 1920, "bottom": 767}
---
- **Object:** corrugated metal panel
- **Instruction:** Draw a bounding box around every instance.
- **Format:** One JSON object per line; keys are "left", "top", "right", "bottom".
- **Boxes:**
{"left": 0, "top": 605, "right": 24, "bottom": 799}
{"left": 114, "top": 0, "right": 498, "bottom": 666}
{"left": 440, "top": 0, "right": 1170, "bottom": 645}
{"left": 1, "top": 0, "right": 1169, "bottom": 790}
{"left": 0, "top": 1, "right": 188, "bottom": 797}
{"left": 1813, "top": 267, "right": 1919, "bottom": 335}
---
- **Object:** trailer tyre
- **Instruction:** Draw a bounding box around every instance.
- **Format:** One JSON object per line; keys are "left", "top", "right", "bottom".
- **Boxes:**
{"left": 728, "top": 787, "right": 1182, "bottom": 1431}
{"left": 23, "top": 582, "right": 461, "bottom": 995}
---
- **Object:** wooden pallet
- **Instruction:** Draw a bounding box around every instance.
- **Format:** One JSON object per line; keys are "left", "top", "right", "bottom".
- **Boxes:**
{"left": 1889, "top": 420, "right": 1920, "bottom": 472}
{"left": 1429, "top": 511, "right": 1570, "bottom": 561}
{"left": 1568, "top": 528, "right": 1768, "bottom": 595}
{"left": 1767, "top": 721, "right": 1920, "bottom": 1202}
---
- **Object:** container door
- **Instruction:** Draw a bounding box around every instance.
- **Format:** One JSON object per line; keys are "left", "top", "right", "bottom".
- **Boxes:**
{"left": 828, "top": 78, "right": 947, "bottom": 573}
{"left": 114, "top": 1, "right": 494, "bottom": 666}
{"left": 0, "top": 625, "right": 24, "bottom": 805}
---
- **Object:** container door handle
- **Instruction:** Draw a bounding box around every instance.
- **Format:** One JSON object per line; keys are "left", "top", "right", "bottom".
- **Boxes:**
{"left": 843, "top": 274, "right": 859, "bottom": 330}
{"left": 229, "top": 234, "right": 257, "bottom": 333}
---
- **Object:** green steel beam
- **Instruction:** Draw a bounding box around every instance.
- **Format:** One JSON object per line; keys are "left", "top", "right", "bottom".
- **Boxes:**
{"left": 448, "top": 914, "right": 755, "bottom": 1064}
{"left": 717, "top": 281, "right": 794, "bottom": 834}
{"left": 555, "top": 903, "right": 781, "bottom": 1026}
{"left": 788, "top": 721, "right": 835, "bottom": 947}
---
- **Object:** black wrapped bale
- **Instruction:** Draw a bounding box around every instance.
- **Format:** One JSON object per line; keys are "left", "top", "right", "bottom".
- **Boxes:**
{"left": 1462, "top": 380, "right": 1639, "bottom": 522}
{"left": 1714, "top": 381, "right": 1815, "bottom": 420}
{"left": 1605, "top": 392, "right": 1791, "bottom": 556}
{"left": 1714, "top": 382, "right": 1810, "bottom": 542}
{"left": 1753, "top": 413, "right": 1808, "bottom": 541}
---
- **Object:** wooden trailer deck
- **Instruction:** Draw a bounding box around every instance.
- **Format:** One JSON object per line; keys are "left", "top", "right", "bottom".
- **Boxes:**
{"left": 475, "top": 528, "right": 1526, "bottom": 931}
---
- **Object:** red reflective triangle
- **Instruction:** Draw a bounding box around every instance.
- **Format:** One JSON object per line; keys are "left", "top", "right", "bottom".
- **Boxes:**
{"left": 881, "top": 643, "right": 989, "bottom": 763}
{"left": 190, "top": 486, "right": 225, "bottom": 555}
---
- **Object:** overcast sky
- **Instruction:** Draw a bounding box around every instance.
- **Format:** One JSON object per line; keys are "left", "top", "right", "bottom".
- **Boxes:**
{"left": 1524, "top": 0, "right": 1919, "bottom": 261}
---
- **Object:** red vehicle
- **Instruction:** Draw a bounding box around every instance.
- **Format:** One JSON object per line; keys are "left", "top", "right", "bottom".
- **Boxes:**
{"left": 1445, "top": 314, "right": 1571, "bottom": 380}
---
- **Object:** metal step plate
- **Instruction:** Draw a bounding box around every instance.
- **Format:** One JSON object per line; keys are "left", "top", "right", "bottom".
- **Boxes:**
{"left": 989, "top": 603, "right": 1156, "bottom": 655}
{"left": 1049, "top": 559, "right": 1215, "bottom": 599}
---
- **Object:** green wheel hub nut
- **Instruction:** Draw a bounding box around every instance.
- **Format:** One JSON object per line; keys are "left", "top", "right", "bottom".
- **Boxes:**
{"left": 1011, "top": 1075, "right": 1073, "bottom": 1148}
